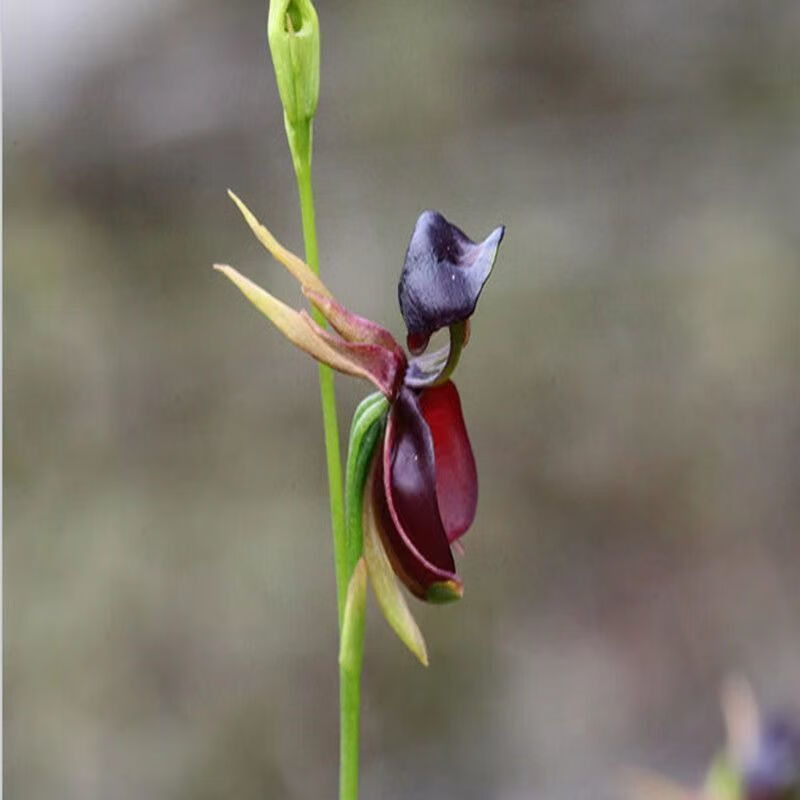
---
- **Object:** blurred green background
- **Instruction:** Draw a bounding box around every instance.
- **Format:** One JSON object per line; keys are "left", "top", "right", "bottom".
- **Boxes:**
{"left": 5, "top": 1, "right": 800, "bottom": 798}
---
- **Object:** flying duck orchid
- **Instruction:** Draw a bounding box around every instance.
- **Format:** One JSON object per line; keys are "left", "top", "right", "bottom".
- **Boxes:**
{"left": 216, "top": 191, "right": 503, "bottom": 660}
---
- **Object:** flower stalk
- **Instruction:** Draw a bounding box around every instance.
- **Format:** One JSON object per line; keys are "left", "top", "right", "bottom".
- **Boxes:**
{"left": 268, "top": 0, "right": 348, "bottom": 623}
{"left": 269, "top": 2, "right": 364, "bottom": 798}
{"left": 217, "top": 4, "right": 503, "bottom": 798}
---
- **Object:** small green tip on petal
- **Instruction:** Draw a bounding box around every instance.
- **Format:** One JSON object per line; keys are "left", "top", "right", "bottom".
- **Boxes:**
{"left": 213, "top": 263, "right": 375, "bottom": 384}
{"left": 425, "top": 580, "right": 463, "bottom": 604}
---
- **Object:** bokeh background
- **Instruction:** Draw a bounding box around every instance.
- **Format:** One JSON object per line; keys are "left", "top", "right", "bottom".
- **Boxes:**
{"left": 5, "top": 1, "right": 800, "bottom": 798}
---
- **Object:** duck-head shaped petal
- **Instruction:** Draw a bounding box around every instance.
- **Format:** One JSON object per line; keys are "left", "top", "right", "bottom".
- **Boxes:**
{"left": 399, "top": 210, "right": 504, "bottom": 355}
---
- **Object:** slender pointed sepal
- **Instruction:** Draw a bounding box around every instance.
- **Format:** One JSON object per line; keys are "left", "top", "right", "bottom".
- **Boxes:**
{"left": 215, "top": 264, "right": 399, "bottom": 395}
{"left": 227, "top": 190, "right": 330, "bottom": 297}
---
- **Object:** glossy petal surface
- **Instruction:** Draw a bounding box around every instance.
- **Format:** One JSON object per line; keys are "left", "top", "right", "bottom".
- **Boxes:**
{"left": 374, "top": 387, "right": 460, "bottom": 600}
{"left": 362, "top": 460, "right": 429, "bottom": 665}
{"left": 398, "top": 210, "right": 504, "bottom": 353}
{"left": 420, "top": 381, "right": 477, "bottom": 542}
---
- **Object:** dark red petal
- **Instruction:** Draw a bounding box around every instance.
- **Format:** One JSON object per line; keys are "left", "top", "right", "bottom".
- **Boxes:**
{"left": 419, "top": 381, "right": 477, "bottom": 542}
{"left": 374, "top": 387, "right": 461, "bottom": 600}
{"left": 398, "top": 211, "right": 504, "bottom": 349}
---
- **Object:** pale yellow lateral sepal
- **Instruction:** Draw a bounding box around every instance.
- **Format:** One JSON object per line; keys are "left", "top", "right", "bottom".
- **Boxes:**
{"left": 215, "top": 264, "right": 373, "bottom": 383}
{"left": 227, "top": 190, "right": 331, "bottom": 298}
{"left": 362, "top": 472, "right": 429, "bottom": 667}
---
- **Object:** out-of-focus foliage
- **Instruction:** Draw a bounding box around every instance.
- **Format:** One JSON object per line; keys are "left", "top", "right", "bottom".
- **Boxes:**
{"left": 5, "top": 1, "right": 800, "bottom": 798}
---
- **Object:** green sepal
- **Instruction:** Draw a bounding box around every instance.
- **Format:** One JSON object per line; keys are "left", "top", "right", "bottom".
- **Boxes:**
{"left": 344, "top": 393, "right": 390, "bottom": 571}
{"left": 338, "top": 392, "right": 389, "bottom": 627}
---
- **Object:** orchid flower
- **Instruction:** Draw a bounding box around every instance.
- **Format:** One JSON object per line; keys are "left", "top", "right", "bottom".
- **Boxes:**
{"left": 216, "top": 191, "right": 503, "bottom": 660}
{"left": 624, "top": 679, "right": 800, "bottom": 800}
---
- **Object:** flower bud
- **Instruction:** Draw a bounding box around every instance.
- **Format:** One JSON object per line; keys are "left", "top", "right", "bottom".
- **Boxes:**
{"left": 268, "top": 0, "right": 320, "bottom": 151}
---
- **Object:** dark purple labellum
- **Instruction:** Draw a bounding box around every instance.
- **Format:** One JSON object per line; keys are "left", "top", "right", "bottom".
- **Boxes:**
{"left": 398, "top": 210, "right": 504, "bottom": 353}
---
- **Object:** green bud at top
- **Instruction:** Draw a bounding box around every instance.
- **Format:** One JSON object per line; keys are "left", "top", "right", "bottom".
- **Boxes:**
{"left": 268, "top": 0, "right": 320, "bottom": 165}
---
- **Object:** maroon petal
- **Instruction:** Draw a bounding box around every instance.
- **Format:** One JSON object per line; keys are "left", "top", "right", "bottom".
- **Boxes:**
{"left": 398, "top": 211, "right": 504, "bottom": 353}
{"left": 303, "top": 287, "right": 406, "bottom": 361}
{"left": 419, "top": 381, "right": 477, "bottom": 542}
{"left": 374, "top": 387, "right": 462, "bottom": 602}
{"left": 301, "top": 311, "right": 405, "bottom": 398}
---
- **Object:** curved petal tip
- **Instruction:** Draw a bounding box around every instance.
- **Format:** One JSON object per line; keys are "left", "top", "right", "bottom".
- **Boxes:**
{"left": 398, "top": 211, "right": 504, "bottom": 349}
{"left": 425, "top": 580, "right": 463, "bottom": 604}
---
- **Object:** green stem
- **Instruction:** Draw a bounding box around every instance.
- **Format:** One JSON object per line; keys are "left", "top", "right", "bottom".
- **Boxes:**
{"left": 290, "top": 120, "right": 363, "bottom": 800}
{"left": 339, "top": 396, "right": 388, "bottom": 800}
{"left": 293, "top": 137, "right": 348, "bottom": 623}
{"left": 339, "top": 622, "right": 364, "bottom": 800}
